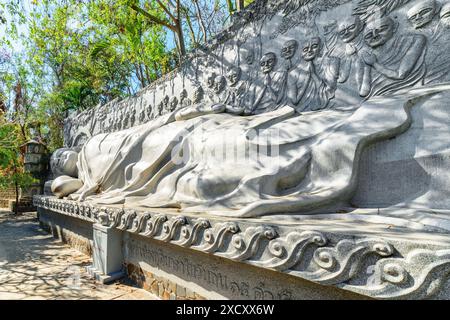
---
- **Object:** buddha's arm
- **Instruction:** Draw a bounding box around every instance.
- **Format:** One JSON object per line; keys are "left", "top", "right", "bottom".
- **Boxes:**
{"left": 174, "top": 103, "right": 226, "bottom": 121}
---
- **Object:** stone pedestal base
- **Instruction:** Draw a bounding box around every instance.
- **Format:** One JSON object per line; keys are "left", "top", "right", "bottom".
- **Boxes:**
{"left": 87, "top": 223, "right": 125, "bottom": 284}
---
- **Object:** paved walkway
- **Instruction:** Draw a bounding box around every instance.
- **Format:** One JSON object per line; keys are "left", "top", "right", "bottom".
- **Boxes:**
{"left": 0, "top": 210, "right": 158, "bottom": 300}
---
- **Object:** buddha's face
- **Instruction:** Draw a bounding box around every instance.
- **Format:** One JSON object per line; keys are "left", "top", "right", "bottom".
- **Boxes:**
{"left": 281, "top": 40, "right": 298, "bottom": 60}
{"left": 227, "top": 67, "right": 241, "bottom": 86}
{"left": 364, "top": 17, "right": 395, "bottom": 48}
{"left": 260, "top": 53, "right": 277, "bottom": 74}
{"left": 302, "top": 37, "right": 321, "bottom": 61}
{"left": 50, "top": 148, "right": 79, "bottom": 177}
{"left": 407, "top": 0, "right": 438, "bottom": 29}
{"left": 214, "top": 76, "right": 226, "bottom": 94}
{"left": 440, "top": 3, "right": 450, "bottom": 27}
{"left": 338, "top": 16, "right": 362, "bottom": 43}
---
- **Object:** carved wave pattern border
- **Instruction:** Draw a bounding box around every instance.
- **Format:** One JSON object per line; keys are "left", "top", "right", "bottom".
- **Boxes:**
{"left": 34, "top": 196, "right": 450, "bottom": 300}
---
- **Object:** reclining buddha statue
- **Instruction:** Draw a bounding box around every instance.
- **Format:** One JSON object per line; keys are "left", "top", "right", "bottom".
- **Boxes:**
{"left": 56, "top": 11, "right": 450, "bottom": 218}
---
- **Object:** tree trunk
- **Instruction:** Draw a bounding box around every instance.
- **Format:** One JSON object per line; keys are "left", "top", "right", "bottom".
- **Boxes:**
{"left": 237, "top": 0, "right": 245, "bottom": 11}
{"left": 14, "top": 164, "right": 19, "bottom": 215}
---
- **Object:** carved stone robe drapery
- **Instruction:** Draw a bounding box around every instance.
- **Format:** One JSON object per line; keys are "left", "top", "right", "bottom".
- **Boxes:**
{"left": 368, "top": 33, "right": 427, "bottom": 97}
{"left": 67, "top": 84, "right": 450, "bottom": 217}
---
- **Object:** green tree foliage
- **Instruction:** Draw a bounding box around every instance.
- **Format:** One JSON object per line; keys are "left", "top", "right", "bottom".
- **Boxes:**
{"left": 0, "top": 114, "right": 36, "bottom": 214}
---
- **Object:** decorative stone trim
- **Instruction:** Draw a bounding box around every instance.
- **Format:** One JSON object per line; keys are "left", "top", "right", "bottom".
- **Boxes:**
{"left": 33, "top": 196, "right": 450, "bottom": 299}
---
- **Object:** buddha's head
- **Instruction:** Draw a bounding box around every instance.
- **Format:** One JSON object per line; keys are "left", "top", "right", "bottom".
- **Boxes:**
{"left": 338, "top": 16, "right": 363, "bottom": 43}
{"left": 302, "top": 37, "right": 321, "bottom": 61}
{"left": 407, "top": 0, "right": 439, "bottom": 29}
{"left": 50, "top": 148, "right": 79, "bottom": 178}
{"left": 364, "top": 16, "right": 396, "bottom": 48}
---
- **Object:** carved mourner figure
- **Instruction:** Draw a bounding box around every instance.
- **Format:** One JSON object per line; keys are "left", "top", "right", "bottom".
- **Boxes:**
{"left": 337, "top": 16, "right": 372, "bottom": 97}
{"left": 224, "top": 66, "right": 247, "bottom": 113}
{"left": 169, "top": 96, "right": 179, "bottom": 112}
{"left": 180, "top": 89, "right": 191, "bottom": 107}
{"left": 422, "top": 1, "right": 450, "bottom": 83}
{"left": 362, "top": 15, "right": 427, "bottom": 96}
{"left": 287, "top": 36, "right": 340, "bottom": 111}
{"left": 248, "top": 52, "right": 285, "bottom": 114}
{"left": 191, "top": 84, "right": 204, "bottom": 104}
{"left": 407, "top": 0, "right": 440, "bottom": 31}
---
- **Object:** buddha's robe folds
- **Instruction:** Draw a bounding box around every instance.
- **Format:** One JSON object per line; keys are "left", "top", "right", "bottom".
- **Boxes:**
{"left": 69, "top": 84, "right": 450, "bottom": 217}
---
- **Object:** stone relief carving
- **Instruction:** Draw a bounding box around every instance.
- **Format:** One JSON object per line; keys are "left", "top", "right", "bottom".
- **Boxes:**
{"left": 34, "top": 196, "right": 450, "bottom": 299}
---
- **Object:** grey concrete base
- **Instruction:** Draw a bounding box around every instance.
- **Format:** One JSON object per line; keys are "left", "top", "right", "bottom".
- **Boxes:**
{"left": 86, "top": 266, "right": 124, "bottom": 284}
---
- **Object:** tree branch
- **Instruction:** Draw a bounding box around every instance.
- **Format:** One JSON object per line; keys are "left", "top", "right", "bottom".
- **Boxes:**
{"left": 129, "top": 4, "right": 176, "bottom": 32}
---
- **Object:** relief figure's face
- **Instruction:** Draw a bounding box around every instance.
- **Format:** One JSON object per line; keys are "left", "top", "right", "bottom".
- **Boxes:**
{"left": 207, "top": 73, "right": 216, "bottom": 88}
{"left": 214, "top": 76, "right": 226, "bottom": 94}
{"left": 364, "top": 17, "right": 395, "bottom": 48}
{"left": 244, "top": 49, "right": 254, "bottom": 65}
{"left": 180, "top": 89, "right": 188, "bottom": 99}
{"left": 170, "top": 97, "right": 178, "bottom": 109}
{"left": 338, "top": 16, "right": 362, "bottom": 43}
{"left": 440, "top": 3, "right": 450, "bottom": 27}
{"left": 302, "top": 37, "right": 321, "bottom": 61}
{"left": 407, "top": 0, "right": 438, "bottom": 29}
{"left": 260, "top": 53, "right": 277, "bottom": 74}
{"left": 227, "top": 67, "right": 241, "bottom": 86}
{"left": 281, "top": 40, "right": 298, "bottom": 59}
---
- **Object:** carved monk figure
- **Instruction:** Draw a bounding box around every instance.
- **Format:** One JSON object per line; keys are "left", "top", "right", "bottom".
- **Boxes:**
{"left": 407, "top": 0, "right": 439, "bottom": 30}
{"left": 209, "top": 75, "right": 228, "bottom": 104}
{"left": 423, "top": 2, "right": 450, "bottom": 83}
{"left": 180, "top": 89, "right": 191, "bottom": 107}
{"left": 287, "top": 36, "right": 340, "bottom": 111}
{"left": 362, "top": 15, "right": 427, "bottom": 96}
{"left": 191, "top": 85, "right": 204, "bottom": 104}
{"left": 223, "top": 66, "right": 247, "bottom": 114}
{"left": 337, "top": 16, "right": 372, "bottom": 97}
{"left": 169, "top": 96, "right": 178, "bottom": 112}
{"left": 281, "top": 39, "right": 298, "bottom": 71}
{"left": 248, "top": 52, "right": 285, "bottom": 114}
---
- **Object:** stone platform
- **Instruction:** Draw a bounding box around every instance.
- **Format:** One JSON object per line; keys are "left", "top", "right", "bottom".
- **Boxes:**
{"left": 34, "top": 196, "right": 450, "bottom": 300}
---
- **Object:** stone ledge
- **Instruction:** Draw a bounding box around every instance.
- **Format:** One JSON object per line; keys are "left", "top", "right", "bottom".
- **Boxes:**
{"left": 33, "top": 195, "right": 450, "bottom": 299}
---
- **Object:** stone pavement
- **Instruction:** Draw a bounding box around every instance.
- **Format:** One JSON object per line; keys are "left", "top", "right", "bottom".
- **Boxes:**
{"left": 0, "top": 210, "right": 158, "bottom": 300}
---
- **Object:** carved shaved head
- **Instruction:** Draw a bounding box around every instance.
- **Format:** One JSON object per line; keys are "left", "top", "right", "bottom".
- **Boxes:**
{"left": 260, "top": 52, "right": 277, "bottom": 74}
{"left": 226, "top": 66, "right": 242, "bottom": 86}
{"left": 407, "top": 0, "right": 438, "bottom": 29}
{"left": 338, "top": 16, "right": 363, "bottom": 43}
{"left": 214, "top": 75, "right": 226, "bottom": 94}
{"left": 281, "top": 40, "right": 298, "bottom": 60}
{"left": 302, "top": 37, "right": 321, "bottom": 61}
{"left": 364, "top": 16, "right": 396, "bottom": 48}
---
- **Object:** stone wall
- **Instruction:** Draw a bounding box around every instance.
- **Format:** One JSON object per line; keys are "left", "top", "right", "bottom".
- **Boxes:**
{"left": 0, "top": 188, "right": 16, "bottom": 208}
{"left": 38, "top": 207, "right": 93, "bottom": 256}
